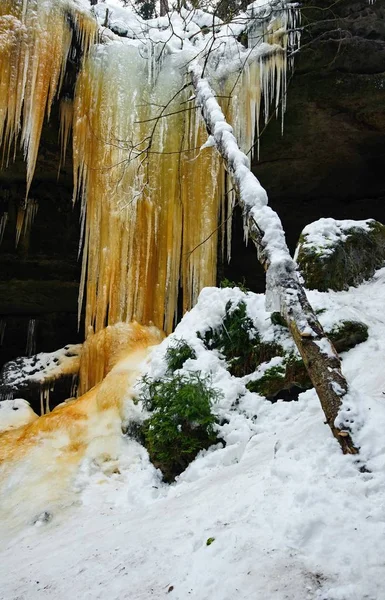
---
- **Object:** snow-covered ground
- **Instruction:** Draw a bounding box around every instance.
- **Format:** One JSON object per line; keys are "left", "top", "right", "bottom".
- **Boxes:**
{"left": 1, "top": 269, "right": 385, "bottom": 600}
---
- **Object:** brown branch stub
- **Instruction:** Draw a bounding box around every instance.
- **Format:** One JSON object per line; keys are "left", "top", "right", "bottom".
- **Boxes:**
{"left": 190, "top": 66, "right": 358, "bottom": 456}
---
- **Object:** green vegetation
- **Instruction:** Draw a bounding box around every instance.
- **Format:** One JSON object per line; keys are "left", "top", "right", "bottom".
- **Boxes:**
{"left": 199, "top": 300, "right": 284, "bottom": 377}
{"left": 270, "top": 312, "right": 287, "bottom": 328}
{"left": 139, "top": 372, "right": 221, "bottom": 482}
{"left": 246, "top": 354, "right": 311, "bottom": 401}
{"left": 328, "top": 320, "right": 368, "bottom": 353}
{"left": 165, "top": 338, "right": 196, "bottom": 373}
{"left": 219, "top": 278, "right": 249, "bottom": 293}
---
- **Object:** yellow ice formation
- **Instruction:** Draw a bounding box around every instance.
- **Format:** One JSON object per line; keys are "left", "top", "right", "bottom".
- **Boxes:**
{"left": 73, "top": 13, "right": 292, "bottom": 337}
{"left": 0, "top": 322, "right": 163, "bottom": 534}
{"left": 73, "top": 43, "right": 227, "bottom": 336}
{"left": 0, "top": 0, "right": 297, "bottom": 348}
{"left": 0, "top": 3, "right": 298, "bottom": 526}
{"left": 0, "top": 0, "right": 97, "bottom": 238}
{"left": 78, "top": 321, "right": 164, "bottom": 395}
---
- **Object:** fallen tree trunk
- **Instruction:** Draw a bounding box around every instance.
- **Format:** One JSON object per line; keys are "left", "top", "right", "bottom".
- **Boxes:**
{"left": 190, "top": 64, "right": 358, "bottom": 455}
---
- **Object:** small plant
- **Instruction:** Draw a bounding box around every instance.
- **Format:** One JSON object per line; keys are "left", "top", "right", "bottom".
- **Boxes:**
{"left": 199, "top": 300, "right": 284, "bottom": 377}
{"left": 165, "top": 338, "right": 196, "bottom": 373}
{"left": 246, "top": 364, "right": 286, "bottom": 398}
{"left": 139, "top": 372, "right": 221, "bottom": 482}
{"left": 219, "top": 278, "right": 249, "bottom": 293}
{"left": 270, "top": 312, "right": 287, "bottom": 328}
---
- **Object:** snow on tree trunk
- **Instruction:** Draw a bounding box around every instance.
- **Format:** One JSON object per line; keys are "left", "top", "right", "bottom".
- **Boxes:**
{"left": 190, "top": 63, "right": 358, "bottom": 455}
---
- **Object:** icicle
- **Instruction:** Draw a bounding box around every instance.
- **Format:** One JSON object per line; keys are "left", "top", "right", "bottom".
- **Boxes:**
{"left": 73, "top": 42, "right": 225, "bottom": 337}
{"left": 15, "top": 198, "right": 38, "bottom": 247}
{"left": 70, "top": 373, "right": 78, "bottom": 399}
{"left": 0, "top": 389, "right": 13, "bottom": 401}
{"left": 39, "top": 383, "right": 51, "bottom": 416}
{"left": 0, "top": 0, "right": 97, "bottom": 198}
{"left": 58, "top": 98, "right": 73, "bottom": 175}
{"left": 0, "top": 212, "right": 8, "bottom": 244}
{"left": 25, "top": 318, "right": 36, "bottom": 357}
{"left": 0, "top": 319, "right": 6, "bottom": 346}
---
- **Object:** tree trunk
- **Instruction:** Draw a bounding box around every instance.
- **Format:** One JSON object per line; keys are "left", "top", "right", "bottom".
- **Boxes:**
{"left": 160, "top": 0, "right": 169, "bottom": 17}
{"left": 190, "top": 64, "right": 358, "bottom": 455}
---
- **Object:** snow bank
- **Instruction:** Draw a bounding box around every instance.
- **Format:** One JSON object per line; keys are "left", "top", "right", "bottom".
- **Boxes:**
{"left": 1, "top": 271, "right": 385, "bottom": 598}
{"left": 0, "top": 398, "right": 38, "bottom": 433}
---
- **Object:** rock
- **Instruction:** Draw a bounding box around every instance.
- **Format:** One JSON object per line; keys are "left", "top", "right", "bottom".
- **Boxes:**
{"left": 246, "top": 355, "right": 311, "bottom": 401}
{"left": 295, "top": 218, "right": 385, "bottom": 291}
{"left": 328, "top": 320, "right": 369, "bottom": 353}
{"left": 0, "top": 345, "right": 81, "bottom": 415}
{"left": 246, "top": 318, "right": 368, "bottom": 400}
{"left": 252, "top": 0, "right": 385, "bottom": 257}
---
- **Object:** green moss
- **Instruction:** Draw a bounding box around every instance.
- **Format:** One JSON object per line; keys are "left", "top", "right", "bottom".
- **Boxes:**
{"left": 246, "top": 364, "right": 286, "bottom": 397}
{"left": 246, "top": 354, "right": 311, "bottom": 401}
{"left": 284, "top": 354, "right": 311, "bottom": 390}
{"left": 198, "top": 300, "right": 284, "bottom": 377}
{"left": 296, "top": 220, "right": 385, "bottom": 292}
{"left": 328, "top": 320, "right": 368, "bottom": 353}
{"left": 139, "top": 372, "right": 221, "bottom": 482}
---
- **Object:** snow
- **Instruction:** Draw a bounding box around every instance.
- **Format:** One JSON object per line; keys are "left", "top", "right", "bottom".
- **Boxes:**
{"left": 0, "top": 344, "right": 81, "bottom": 390}
{"left": 2, "top": 270, "right": 385, "bottom": 599}
{"left": 294, "top": 217, "right": 373, "bottom": 260}
{"left": 0, "top": 398, "right": 38, "bottom": 433}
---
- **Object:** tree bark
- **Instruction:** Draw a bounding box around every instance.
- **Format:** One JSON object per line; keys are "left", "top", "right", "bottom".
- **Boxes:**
{"left": 160, "top": 0, "right": 169, "bottom": 17}
{"left": 190, "top": 64, "right": 358, "bottom": 455}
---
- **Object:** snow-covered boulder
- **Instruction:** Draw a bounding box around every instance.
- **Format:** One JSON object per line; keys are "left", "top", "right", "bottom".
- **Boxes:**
{"left": 0, "top": 399, "right": 38, "bottom": 434}
{"left": 295, "top": 218, "right": 385, "bottom": 291}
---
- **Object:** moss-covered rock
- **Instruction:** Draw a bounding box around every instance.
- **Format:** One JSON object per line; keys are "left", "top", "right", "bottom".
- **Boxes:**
{"left": 246, "top": 354, "right": 311, "bottom": 401}
{"left": 327, "top": 320, "right": 368, "bottom": 353}
{"left": 295, "top": 218, "right": 385, "bottom": 291}
{"left": 245, "top": 319, "right": 368, "bottom": 400}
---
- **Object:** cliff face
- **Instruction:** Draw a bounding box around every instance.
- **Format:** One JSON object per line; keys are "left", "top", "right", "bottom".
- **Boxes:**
{"left": 1, "top": 0, "right": 385, "bottom": 370}
{"left": 0, "top": 106, "right": 81, "bottom": 370}
{"left": 224, "top": 0, "right": 385, "bottom": 287}
{"left": 255, "top": 0, "right": 385, "bottom": 250}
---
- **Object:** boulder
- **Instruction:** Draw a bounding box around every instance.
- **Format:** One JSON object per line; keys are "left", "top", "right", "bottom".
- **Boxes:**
{"left": 295, "top": 218, "right": 385, "bottom": 291}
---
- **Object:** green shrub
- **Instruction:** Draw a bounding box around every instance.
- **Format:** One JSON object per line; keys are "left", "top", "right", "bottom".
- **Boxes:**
{"left": 139, "top": 372, "right": 221, "bottom": 482}
{"left": 270, "top": 312, "right": 287, "bottom": 328}
{"left": 165, "top": 338, "right": 196, "bottom": 373}
{"left": 199, "top": 300, "right": 284, "bottom": 377}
